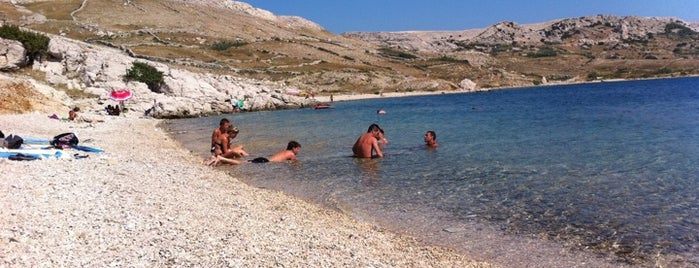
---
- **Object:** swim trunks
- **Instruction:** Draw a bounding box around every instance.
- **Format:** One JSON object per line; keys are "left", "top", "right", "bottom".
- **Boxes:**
{"left": 249, "top": 157, "right": 269, "bottom": 163}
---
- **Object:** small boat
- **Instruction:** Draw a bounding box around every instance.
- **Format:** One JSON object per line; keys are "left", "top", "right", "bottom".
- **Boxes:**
{"left": 314, "top": 104, "right": 333, "bottom": 109}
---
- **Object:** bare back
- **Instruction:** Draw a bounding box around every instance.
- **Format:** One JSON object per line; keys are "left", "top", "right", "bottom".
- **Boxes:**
{"left": 268, "top": 150, "right": 296, "bottom": 162}
{"left": 353, "top": 132, "right": 383, "bottom": 158}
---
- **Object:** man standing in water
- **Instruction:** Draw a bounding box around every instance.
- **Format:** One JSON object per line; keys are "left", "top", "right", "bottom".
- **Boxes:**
{"left": 424, "top": 130, "right": 439, "bottom": 148}
{"left": 353, "top": 123, "right": 384, "bottom": 158}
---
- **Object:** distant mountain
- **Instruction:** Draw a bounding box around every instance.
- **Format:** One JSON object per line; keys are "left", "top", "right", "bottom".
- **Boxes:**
{"left": 2, "top": 1, "right": 698, "bottom": 96}
{"left": 345, "top": 15, "right": 699, "bottom": 87}
{"left": 344, "top": 15, "right": 693, "bottom": 52}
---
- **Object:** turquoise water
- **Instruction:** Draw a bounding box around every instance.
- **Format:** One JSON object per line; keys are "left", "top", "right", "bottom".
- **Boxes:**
{"left": 168, "top": 77, "right": 699, "bottom": 265}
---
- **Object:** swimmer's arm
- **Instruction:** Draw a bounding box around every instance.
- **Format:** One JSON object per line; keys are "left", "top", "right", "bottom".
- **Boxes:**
{"left": 373, "top": 139, "right": 384, "bottom": 158}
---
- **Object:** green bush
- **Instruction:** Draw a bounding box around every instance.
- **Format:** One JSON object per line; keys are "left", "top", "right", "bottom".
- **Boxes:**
{"left": 490, "top": 44, "right": 512, "bottom": 56}
{"left": 210, "top": 40, "right": 247, "bottom": 51}
{"left": 378, "top": 47, "right": 417, "bottom": 60}
{"left": 0, "top": 24, "right": 50, "bottom": 66}
{"left": 433, "top": 55, "right": 469, "bottom": 64}
{"left": 124, "top": 62, "right": 164, "bottom": 93}
{"left": 664, "top": 22, "right": 696, "bottom": 38}
{"left": 526, "top": 47, "right": 558, "bottom": 58}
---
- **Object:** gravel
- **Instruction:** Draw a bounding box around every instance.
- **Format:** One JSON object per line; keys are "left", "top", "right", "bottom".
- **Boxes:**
{"left": 0, "top": 113, "right": 493, "bottom": 267}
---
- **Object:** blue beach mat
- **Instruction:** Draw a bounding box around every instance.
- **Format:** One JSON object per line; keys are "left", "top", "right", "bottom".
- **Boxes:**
{"left": 22, "top": 137, "right": 51, "bottom": 144}
{"left": 22, "top": 137, "right": 104, "bottom": 153}
{"left": 0, "top": 148, "right": 63, "bottom": 159}
{"left": 71, "top": 145, "right": 104, "bottom": 153}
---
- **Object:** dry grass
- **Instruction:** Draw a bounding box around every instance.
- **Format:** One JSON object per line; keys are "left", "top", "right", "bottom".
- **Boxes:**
{"left": 8, "top": 0, "right": 699, "bottom": 95}
{"left": 24, "top": 0, "right": 82, "bottom": 21}
{"left": 0, "top": 81, "right": 42, "bottom": 114}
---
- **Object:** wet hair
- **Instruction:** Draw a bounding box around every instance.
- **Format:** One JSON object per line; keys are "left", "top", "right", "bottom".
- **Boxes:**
{"left": 219, "top": 118, "right": 230, "bottom": 126}
{"left": 427, "top": 130, "right": 436, "bottom": 140}
{"left": 367, "top": 123, "right": 382, "bottom": 133}
{"left": 287, "top": 141, "right": 301, "bottom": 150}
{"left": 227, "top": 125, "right": 239, "bottom": 134}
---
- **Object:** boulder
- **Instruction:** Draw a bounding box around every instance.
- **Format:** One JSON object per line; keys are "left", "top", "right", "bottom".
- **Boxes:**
{"left": 459, "top": 79, "right": 477, "bottom": 91}
{"left": 0, "top": 38, "right": 26, "bottom": 71}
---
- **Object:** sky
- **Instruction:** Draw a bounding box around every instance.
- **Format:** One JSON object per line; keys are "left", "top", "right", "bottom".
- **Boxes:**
{"left": 241, "top": 0, "right": 699, "bottom": 34}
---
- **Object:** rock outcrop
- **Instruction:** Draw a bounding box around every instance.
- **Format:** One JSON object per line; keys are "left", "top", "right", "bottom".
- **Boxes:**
{"left": 0, "top": 39, "right": 26, "bottom": 71}
{"left": 31, "top": 34, "right": 315, "bottom": 118}
{"left": 344, "top": 15, "right": 693, "bottom": 53}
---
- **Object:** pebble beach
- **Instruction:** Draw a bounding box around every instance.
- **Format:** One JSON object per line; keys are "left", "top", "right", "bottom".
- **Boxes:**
{"left": 0, "top": 113, "right": 494, "bottom": 267}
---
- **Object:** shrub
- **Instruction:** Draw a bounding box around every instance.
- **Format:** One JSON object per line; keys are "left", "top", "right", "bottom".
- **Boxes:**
{"left": 664, "top": 22, "right": 696, "bottom": 38}
{"left": 124, "top": 62, "right": 164, "bottom": 93}
{"left": 210, "top": 40, "right": 247, "bottom": 51}
{"left": 432, "top": 55, "right": 469, "bottom": 64}
{"left": 526, "top": 47, "right": 558, "bottom": 58}
{"left": 0, "top": 24, "right": 50, "bottom": 65}
{"left": 378, "top": 47, "right": 417, "bottom": 60}
{"left": 490, "top": 44, "right": 512, "bottom": 56}
{"left": 587, "top": 72, "right": 601, "bottom": 80}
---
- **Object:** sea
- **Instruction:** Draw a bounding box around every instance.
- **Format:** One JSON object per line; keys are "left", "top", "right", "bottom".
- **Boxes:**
{"left": 166, "top": 77, "right": 698, "bottom": 267}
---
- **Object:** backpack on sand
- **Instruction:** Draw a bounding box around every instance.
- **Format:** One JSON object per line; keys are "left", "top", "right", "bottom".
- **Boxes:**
{"left": 51, "top": 132, "right": 79, "bottom": 149}
{"left": 4, "top": 134, "right": 23, "bottom": 149}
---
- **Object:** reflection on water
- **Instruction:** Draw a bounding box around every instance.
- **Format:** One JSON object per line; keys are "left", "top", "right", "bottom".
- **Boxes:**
{"left": 167, "top": 77, "right": 699, "bottom": 266}
{"left": 355, "top": 158, "right": 382, "bottom": 182}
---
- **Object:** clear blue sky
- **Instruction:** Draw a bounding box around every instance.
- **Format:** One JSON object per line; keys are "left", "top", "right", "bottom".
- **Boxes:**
{"left": 241, "top": 0, "right": 699, "bottom": 33}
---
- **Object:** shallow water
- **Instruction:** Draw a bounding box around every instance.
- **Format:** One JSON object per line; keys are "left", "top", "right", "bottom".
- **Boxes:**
{"left": 167, "top": 77, "right": 699, "bottom": 266}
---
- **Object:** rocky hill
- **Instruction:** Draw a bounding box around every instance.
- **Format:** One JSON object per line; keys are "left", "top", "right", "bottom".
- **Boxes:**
{"left": 345, "top": 15, "right": 699, "bottom": 87}
{"left": 0, "top": 1, "right": 698, "bottom": 117}
{"left": 346, "top": 15, "right": 693, "bottom": 51}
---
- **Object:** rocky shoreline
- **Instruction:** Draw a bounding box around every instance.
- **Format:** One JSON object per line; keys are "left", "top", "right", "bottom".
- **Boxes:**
{"left": 0, "top": 113, "right": 493, "bottom": 267}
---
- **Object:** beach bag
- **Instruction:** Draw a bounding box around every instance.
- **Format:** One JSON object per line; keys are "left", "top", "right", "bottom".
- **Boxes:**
{"left": 4, "top": 134, "right": 23, "bottom": 149}
{"left": 51, "top": 132, "right": 79, "bottom": 149}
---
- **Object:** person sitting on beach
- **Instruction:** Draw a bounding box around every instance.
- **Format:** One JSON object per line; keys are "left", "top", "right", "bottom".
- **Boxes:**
{"left": 207, "top": 125, "right": 249, "bottom": 165}
{"left": 68, "top": 107, "right": 103, "bottom": 123}
{"left": 211, "top": 118, "right": 231, "bottom": 155}
{"left": 352, "top": 123, "right": 384, "bottom": 158}
{"left": 250, "top": 141, "right": 302, "bottom": 163}
{"left": 221, "top": 125, "right": 249, "bottom": 158}
{"left": 68, "top": 107, "right": 79, "bottom": 120}
{"left": 424, "top": 130, "right": 439, "bottom": 148}
{"left": 106, "top": 105, "right": 120, "bottom": 116}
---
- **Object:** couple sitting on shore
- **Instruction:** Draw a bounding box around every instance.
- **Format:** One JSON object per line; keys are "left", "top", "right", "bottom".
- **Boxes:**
{"left": 206, "top": 118, "right": 300, "bottom": 166}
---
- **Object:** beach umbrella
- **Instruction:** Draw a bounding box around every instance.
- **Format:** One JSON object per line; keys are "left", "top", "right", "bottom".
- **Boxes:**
{"left": 109, "top": 89, "right": 133, "bottom": 102}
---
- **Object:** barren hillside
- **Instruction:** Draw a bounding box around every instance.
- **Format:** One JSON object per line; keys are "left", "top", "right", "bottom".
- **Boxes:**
{"left": 2, "top": 1, "right": 698, "bottom": 96}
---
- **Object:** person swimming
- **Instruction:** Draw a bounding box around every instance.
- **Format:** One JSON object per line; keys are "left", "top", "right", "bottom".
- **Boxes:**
{"left": 424, "top": 130, "right": 439, "bottom": 148}
{"left": 249, "top": 141, "right": 301, "bottom": 163}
